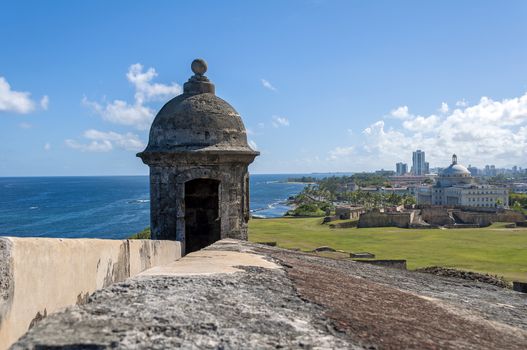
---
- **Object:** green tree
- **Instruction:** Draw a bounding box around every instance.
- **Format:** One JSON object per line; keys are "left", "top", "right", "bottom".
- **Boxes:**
{"left": 403, "top": 195, "right": 417, "bottom": 206}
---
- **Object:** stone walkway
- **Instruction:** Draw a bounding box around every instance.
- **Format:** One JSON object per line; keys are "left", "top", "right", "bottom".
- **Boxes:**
{"left": 12, "top": 239, "right": 527, "bottom": 349}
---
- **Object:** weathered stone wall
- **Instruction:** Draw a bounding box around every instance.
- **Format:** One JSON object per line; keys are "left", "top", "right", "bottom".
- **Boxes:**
{"left": 335, "top": 207, "right": 350, "bottom": 220}
{"left": 420, "top": 207, "right": 455, "bottom": 226}
{"left": 453, "top": 211, "right": 492, "bottom": 226}
{"left": 0, "top": 239, "right": 13, "bottom": 343}
{"left": 148, "top": 158, "right": 251, "bottom": 254}
{"left": 496, "top": 210, "right": 526, "bottom": 222}
{"left": 419, "top": 207, "right": 525, "bottom": 227}
{"left": 335, "top": 206, "right": 364, "bottom": 220}
{"left": 0, "top": 237, "right": 181, "bottom": 350}
{"left": 11, "top": 240, "right": 527, "bottom": 350}
{"left": 358, "top": 211, "right": 412, "bottom": 228}
{"left": 359, "top": 206, "right": 524, "bottom": 228}
{"left": 454, "top": 209, "right": 525, "bottom": 226}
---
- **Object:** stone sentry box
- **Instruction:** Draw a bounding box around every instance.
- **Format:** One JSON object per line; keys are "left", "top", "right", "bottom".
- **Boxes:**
{"left": 137, "top": 59, "right": 259, "bottom": 254}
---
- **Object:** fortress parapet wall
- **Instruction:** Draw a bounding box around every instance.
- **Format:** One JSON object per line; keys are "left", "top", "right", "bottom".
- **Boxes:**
{"left": 0, "top": 237, "right": 181, "bottom": 349}
{"left": 454, "top": 210, "right": 525, "bottom": 226}
{"left": 420, "top": 207, "right": 455, "bottom": 226}
{"left": 358, "top": 211, "right": 413, "bottom": 228}
{"left": 418, "top": 207, "right": 525, "bottom": 227}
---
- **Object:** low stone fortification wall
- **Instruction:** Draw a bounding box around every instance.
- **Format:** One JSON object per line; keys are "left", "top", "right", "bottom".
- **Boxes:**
{"left": 453, "top": 211, "right": 492, "bottom": 226}
{"left": 0, "top": 237, "right": 181, "bottom": 350}
{"left": 420, "top": 207, "right": 455, "bottom": 226}
{"left": 495, "top": 210, "right": 525, "bottom": 222}
{"left": 420, "top": 206, "right": 525, "bottom": 227}
{"left": 454, "top": 210, "right": 525, "bottom": 226}
{"left": 358, "top": 212, "right": 411, "bottom": 228}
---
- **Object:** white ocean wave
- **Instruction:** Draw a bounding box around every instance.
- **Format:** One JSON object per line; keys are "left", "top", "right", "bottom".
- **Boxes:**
{"left": 128, "top": 199, "right": 150, "bottom": 204}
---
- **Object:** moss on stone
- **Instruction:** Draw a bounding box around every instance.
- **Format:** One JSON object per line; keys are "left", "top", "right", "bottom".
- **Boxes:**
{"left": 129, "top": 228, "right": 151, "bottom": 240}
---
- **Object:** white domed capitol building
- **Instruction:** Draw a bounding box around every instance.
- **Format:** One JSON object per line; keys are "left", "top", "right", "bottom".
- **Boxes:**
{"left": 417, "top": 155, "right": 509, "bottom": 207}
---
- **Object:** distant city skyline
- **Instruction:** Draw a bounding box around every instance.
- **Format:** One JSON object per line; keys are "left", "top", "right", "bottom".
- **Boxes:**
{"left": 395, "top": 150, "right": 525, "bottom": 176}
{"left": 2, "top": 1, "right": 527, "bottom": 176}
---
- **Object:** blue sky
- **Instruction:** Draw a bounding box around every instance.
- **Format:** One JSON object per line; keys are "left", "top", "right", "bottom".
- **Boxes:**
{"left": 1, "top": 0, "right": 527, "bottom": 176}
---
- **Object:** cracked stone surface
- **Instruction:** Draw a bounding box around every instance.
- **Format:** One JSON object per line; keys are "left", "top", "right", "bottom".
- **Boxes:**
{"left": 12, "top": 266, "right": 353, "bottom": 349}
{"left": 12, "top": 240, "right": 527, "bottom": 350}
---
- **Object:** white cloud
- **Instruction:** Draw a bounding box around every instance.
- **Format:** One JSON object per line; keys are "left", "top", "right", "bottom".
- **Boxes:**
{"left": 84, "top": 129, "right": 145, "bottom": 151}
{"left": 44, "top": 142, "right": 51, "bottom": 151}
{"left": 40, "top": 95, "right": 49, "bottom": 110}
{"left": 347, "top": 129, "right": 353, "bottom": 136}
{"left": 248, "top": 139, "right": 258, "bottom": 150}
{"left": 391, "top": 105, "right": 443, "bottom": 130}
{"left": 439, "top": 102, "right": 449, "bottom": 114}
{"left": 66, "top": 129, "right": 145, "bottom": 152}
{"left": 456, "top": 99, "right": 468, "bottom": 107}
{"left": 83, "top": 97, "right": 154, "bottom": 130}
{"left": 272, "top": 115, "right": 289, "bottom": 128}
{"left": 261, "top": 79, "right": 277, "bottom": 92}
{"left": 19, "top": 122, "right": 32, "bottom": 129}
{"left": 65, "top": 139, "right": 113, "bottom": 152}
{"left": 83, "top": 63, "right": 181, "bottom": 130}
{"left": 328, "top": 146, "right": 354, "bottom": 160}
{"left": 0, "top": 76, "right": 35, "bottom": 114}
{"left": 362, "top": 120, "right": 385, "bottom": 136}
{"left": 402, "top": 114, "right": 440, "bottom": 132}
{"left": 126, "top": 63, "right": 182, "bottom": 104}
{"left": 361, "top": 92, "right": 527, "bottom": 167}
{"left": 390, "top": 105, "right": 410, "bottom": 119}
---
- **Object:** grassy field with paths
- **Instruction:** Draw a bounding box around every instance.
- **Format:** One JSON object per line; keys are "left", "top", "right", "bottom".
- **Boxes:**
{"left": 248, "top": 217, "right": 527, "bottom": 282}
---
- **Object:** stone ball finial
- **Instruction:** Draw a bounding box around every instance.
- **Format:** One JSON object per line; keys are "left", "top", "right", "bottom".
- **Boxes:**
{"left": 191, "top": 59, "right": 207, "bottom": 76}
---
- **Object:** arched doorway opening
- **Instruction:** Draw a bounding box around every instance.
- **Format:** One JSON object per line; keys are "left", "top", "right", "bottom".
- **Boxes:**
{"left": 184, "top": 179, "right": 221, "bottom": 253}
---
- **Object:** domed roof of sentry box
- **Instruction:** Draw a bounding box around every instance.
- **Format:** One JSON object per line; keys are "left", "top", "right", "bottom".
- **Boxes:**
{"left": 138, "top": 59, "right": 259, "bottom": 156}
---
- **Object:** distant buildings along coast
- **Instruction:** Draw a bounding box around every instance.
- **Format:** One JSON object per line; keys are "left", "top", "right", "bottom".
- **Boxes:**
{"left": 417, "top": 154, "right": 508, "bottom": 208}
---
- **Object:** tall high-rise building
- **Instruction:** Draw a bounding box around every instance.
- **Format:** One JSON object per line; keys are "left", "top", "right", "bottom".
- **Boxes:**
{"left": 412, "top": 150, "right": 426, "bottom": 175}
{"left": 484, "top": 165, "right": 497, "bottom": 176}
{"left": 396, "top": 162, "right": 408, "bottom": 176}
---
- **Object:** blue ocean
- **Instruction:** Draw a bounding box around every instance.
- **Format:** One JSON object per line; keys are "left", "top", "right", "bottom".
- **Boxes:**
{"left": 0, "top": 174, "right": 318, "bottom": 239}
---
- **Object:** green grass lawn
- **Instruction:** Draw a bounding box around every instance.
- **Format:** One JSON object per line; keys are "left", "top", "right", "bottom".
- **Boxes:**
{"left": 248, "top": 217, "right": 527, "bottom": 282}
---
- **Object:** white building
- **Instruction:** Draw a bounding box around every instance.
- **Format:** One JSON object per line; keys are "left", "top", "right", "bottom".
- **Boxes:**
{"left": 512, "top": 183, "right": 527, "bottom": 193}
{"left": 417, "top": 154, "right": 508, "bottom": 208}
